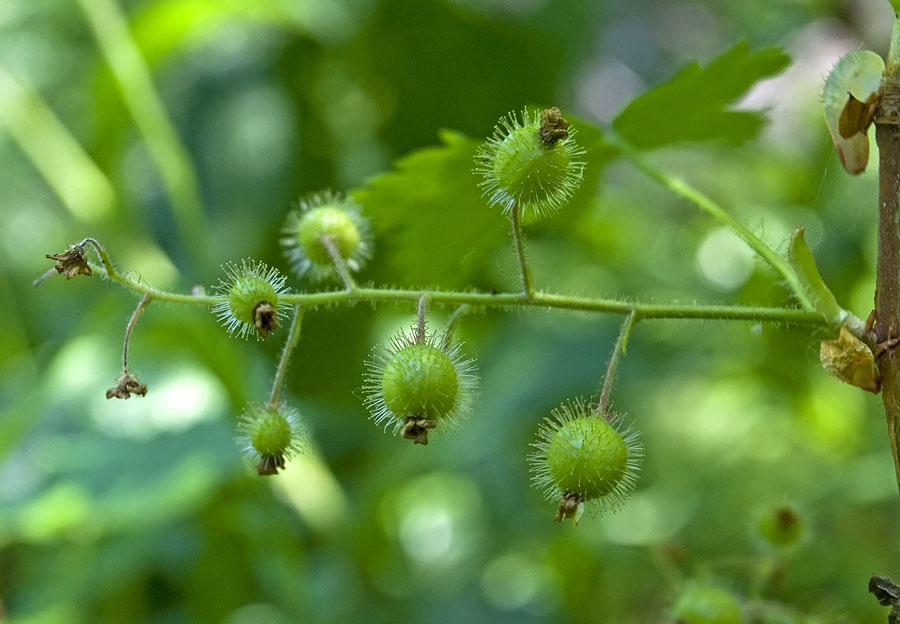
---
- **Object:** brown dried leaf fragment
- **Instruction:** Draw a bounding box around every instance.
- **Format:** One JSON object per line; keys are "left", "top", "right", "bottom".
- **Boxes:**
{"left": 253, "top": 301, "right": 280, "bottom": 339}
{"left": 838, "top": 92, "right": 878, "bottom": 139}
{"left": 106, "top": 370, "right": 148, "bottom": 400}
{"left": 46, "top": 244, "right": 92, "bottom": 280}
{"left": 820, "top": 325, "right": 880, "bottom": 393}
{"left": 539, "top": 106, "right": 569, "bottom": 144}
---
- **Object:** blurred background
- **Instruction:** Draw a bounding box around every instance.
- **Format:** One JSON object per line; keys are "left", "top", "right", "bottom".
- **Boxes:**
{"left": 1, "top": 0, "right": 898, "bottom": 622}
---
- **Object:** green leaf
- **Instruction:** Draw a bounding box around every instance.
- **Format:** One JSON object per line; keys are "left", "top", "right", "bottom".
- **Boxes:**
{"left": 787, "top": 228, "right": 842, "bottom": 325}
{"left": 353, "top": 121, "right": 608, "bottom": 289}
{"left": 352, "top": 129, "right": 503, "bottom": 288}
{"left": 612, "top": 41, "right": 790, "bottom": 149}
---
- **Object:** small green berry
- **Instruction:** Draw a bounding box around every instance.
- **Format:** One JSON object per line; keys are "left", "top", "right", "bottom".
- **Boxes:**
{"left": 529, "top": 399, "right": 642, "bottom": 524}
{"left": 236, "top": 403, "right": 306, "bottom": 476}
{"left": 281, "top": 190, "right": 372, "bottom": 281}
{"left": 213, "top": 260, "right": 288, "bottom": 340}
{"left": 756, "top": 505, "right": 805, "bottom": 550}
{"left": 475, "top": 107, "right": 585, "bottom": 219}
{"left": 545, "top": 416, "right": 628, "bottom": 498}
{"left": 364, "top": 326, "right": 478, "bottom": 445}
{"left": 381, "top": 343, "right": 459, "bottom": 417}
{"left": 672, "top": 585, "right": 742, "bottom": 624}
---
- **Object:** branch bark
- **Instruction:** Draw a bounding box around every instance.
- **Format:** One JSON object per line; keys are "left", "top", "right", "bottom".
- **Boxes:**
{"left": 876, "top": 85, "right": 900, "bottom": 494}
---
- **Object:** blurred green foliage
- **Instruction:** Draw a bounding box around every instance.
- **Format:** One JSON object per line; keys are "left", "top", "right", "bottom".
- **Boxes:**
{"left": 1, "top": 0, "right": 898, "bottom": 622}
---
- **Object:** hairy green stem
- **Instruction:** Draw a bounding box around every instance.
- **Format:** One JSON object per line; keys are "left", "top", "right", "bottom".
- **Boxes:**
{"left": 597, "top": 310, "right": 638, "bottom": 415}
{"left": 416, "top": 294, "right": 428, "bottom": 343}
{"left": 320, "top": 235, "right": 356, "bottom": 291}
{"left": 87, "top": 260, "right": 823, "bottom": 324}
{"left": 82, "top": 238, "right": 118, "bottom": 277}
{"left": 123, "top": 295, "right": 152, "bottom": 370}
{"left": 268, "top": 306, "right": 305, "bottom": 406}
{"left": 607, "top": 132, "right": 814, "bottom": 311}
{"left": 509, "top": 204, "right": 535, "bottom": 298}
{"left": 74, "top": 0, "right": 208, "bottom": 268}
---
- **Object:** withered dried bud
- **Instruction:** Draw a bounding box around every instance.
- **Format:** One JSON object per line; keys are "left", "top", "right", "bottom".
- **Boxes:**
{"left": 106, "top": 370, "right": 148, "bottom": 400}
{"left": 46, "top": 244, "right": 92, "bottom": 280}
{"left": 401, "top": 415, "right": 437, "bottom": 445}
{"left": 820, "top": 325, "right": 880, "bottom": 393}
{"left": 539, "top": 106, "right": 570, "bottom": 144}
{"left": 252, "top": 301, "right": 281, "bottom": 339}
{"left": 555, "top": 491, "right": 584, "bottom": 524}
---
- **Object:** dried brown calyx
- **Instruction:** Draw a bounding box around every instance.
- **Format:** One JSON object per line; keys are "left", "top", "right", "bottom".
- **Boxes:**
{"left": 46, "top": 244, "right": 92, "bottom": 280}
{"left": 539, "top": 106, "right": 570, "bottom": 144}
{"left": 253, "top": 301, "right": 281, "bottom": 339}
{"left": 401, "top": 415, "right": 437, "bottom": 445}
{"left": 106, "top": 370, "right": 147, "bottom": 400}
{"left": 555, "top": 491, "right": 584, "bottom": 523}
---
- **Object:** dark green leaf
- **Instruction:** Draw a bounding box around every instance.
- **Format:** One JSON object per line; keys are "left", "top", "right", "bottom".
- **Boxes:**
{"left": 353, "top": 121, "right": 608, "bottom": 288}
{"left": 612, "top": 41, "right": 790, "bottom": 149}
{"left": 352, "top": 129, "right": 504, "bottom": 288}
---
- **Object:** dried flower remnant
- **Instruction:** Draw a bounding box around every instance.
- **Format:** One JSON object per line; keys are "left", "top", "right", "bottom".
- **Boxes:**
{"left": 106, "top": 370, "right": 147, "bottom": 399}
{"left": 252, "top": 301, "right": 281, "bottom": 339}
{"left": 539, "top": 106, "right": 570, "bottom": 144}
{"left": 46, "top": 244, "right": 93, "bottom": 280}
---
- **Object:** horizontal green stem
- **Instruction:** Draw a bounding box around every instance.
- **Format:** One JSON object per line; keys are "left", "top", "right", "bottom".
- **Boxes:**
{"left": 88, "top": 261, "right": 826, "bottom": 325}
{"left": 607, "top": 132, "right": 814, "bottom": 311}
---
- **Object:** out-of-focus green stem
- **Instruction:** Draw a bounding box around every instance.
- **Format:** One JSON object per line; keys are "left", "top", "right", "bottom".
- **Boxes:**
{"left": 0, "top": 64, "right": 116, "bottom": 221}
{"left": 889, "top": 11, "right": 900, "bottom": 74}
{"left": 607, "top": 131, "right": 814, "bottom": 311}
{"left": 320, "top": 235, "right": 357, "bottom": 291}
{"left": 74, "top": 0, "right": 208, "bottom": 269}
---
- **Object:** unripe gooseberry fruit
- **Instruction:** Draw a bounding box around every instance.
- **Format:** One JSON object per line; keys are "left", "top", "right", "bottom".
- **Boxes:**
{"left": 671, "top": 585, "right": 742, "bottom": 624}
{"left": 235, "top": 403, "right": 306, "bottom": 475}
{"left": 281, "top": 190, "right": 372, "bottom": 282}
{"left": 364, "top": 326, "right": 478, "bottom": 445}
{"left": 475, "top": 106, "right": 585, "bottom": 219}
{"left": 381, "top": 343, "right": 459, "bottom": 417}
{"left": 756, "top": 505, "right": 805, "bottom": 550}
{"left": 529, "top": 399, "right": 642, "bottom": 524}
{"left": 213, "top": 260, "right": 288, "bottom": 339}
